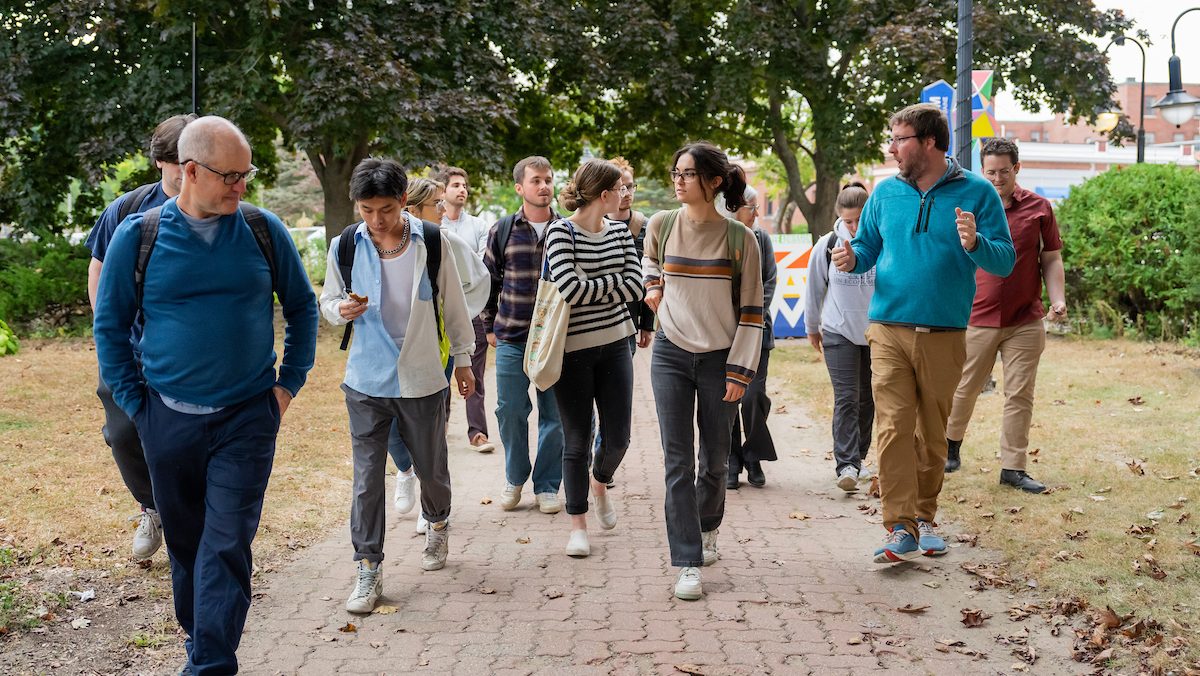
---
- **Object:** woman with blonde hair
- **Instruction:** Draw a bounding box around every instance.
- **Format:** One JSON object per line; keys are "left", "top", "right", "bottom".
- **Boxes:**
{"left": 545, "top": 158, "right": 644, "bottom": 557}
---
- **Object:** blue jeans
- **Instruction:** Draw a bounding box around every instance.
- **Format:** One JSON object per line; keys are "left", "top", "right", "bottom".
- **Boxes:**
{"left": 136, "top": 387, "right": 279, "bottom": 675}
{"left": 494, "top": 339, "right": 563, "bottom": 493}
{"left": 387, "top": 363, "right": 454, "bottom": 473}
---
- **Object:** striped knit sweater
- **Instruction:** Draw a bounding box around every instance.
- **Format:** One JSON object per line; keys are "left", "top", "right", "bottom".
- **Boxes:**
{"left": 643, "top": 208, "right": 764, "bottom": 387}
{"left": 544, "top": 218, "right": 645, "bottom": 352}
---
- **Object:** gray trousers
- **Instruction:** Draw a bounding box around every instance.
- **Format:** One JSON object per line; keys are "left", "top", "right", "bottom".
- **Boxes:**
{"left": 822, "top": 331, "right": 874, "bottom": 475}
{"left": 651, "top": 333, "right": 737, "bottom": 567}
{"left": 96, "top": 370, "right": 156, "bottom": 509}
{"left": 343, "top": 385, "right": 451, "bottom": 563}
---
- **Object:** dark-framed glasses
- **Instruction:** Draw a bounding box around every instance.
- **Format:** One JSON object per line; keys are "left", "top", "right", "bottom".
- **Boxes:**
{"left": 186, "top": 159, "right": 258, "bottom": 185}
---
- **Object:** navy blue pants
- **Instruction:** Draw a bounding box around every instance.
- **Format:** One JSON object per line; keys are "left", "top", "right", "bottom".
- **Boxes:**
{"left": 136, "top": 387, "right": 279, "bottom": 675}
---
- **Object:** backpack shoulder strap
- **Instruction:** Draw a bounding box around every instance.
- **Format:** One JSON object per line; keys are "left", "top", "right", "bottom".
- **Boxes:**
{"left": 239, "top": 203, "right": 276, "bottom": 291}
{"left": 494, "top": 213, "right": 518, "bottom": 275}
{"left": 134, "top": 207, "right": 164, "bottom": 311}
{"left": 422, "top": 219, "right": 445, "bottom": 342}
{"left": 825, "top": 231, "right": 839, "bottom": 265}
{"left": 337, "top": 223, "right": 361, "bottom": 351}
{"left": 725, "top": 218, "right": 746, "bottom": 285}
{"left": 117, "top": 183, "right": 158, "bottom": 225}
{"left": 657, "top": 209, "right": 680, "bottom": 257}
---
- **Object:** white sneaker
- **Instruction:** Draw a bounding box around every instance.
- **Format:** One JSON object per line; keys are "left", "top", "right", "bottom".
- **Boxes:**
{"left": 130, "top": 508, "right": 163, "bottom": 560}
{"left": 837, "top": 467, "right": 860, "bottom": 493}
{"left": 858, "top": 465, "right": 875, "bottom": 481}
{"left": 536, "top": 492, "right": 562, "bottom": 514}
{"left": 421, "top": 521, "right": 449, "bottom": 571}
{"left": 565, "top": 529, "right": 590, "bottom": 557}
{"left": 470, "top": 434, "right": 496, "bottom": 454}
{"left": 593, "top": 493, "right": 617, "bottom": 530}
{"left": 499, "top": 483, "right": 522, "bottom": 511}
{"left": 416, "top": 514, "right": 429, "bottom": 534}
{"left": 394, "top": 472, "right": 417, "bottom": 514}
{"left": 701, "top": 529, "right": 719, "bottom": 566}
{"left": 674, "top": 567, "right": 703, "bottom": 600}
{"left": 345, "top": 561, "right": 382, "bottom": 614}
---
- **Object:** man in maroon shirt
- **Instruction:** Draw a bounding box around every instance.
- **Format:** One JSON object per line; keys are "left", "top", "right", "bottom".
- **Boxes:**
{"left": 944, "top": 138, "right": 1066, "bottom": 493}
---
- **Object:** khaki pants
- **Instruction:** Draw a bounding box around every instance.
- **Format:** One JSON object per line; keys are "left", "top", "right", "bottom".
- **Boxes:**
{"left": 945, "top": 322, "right": 1045, "bottom": 471}
{"left": 867, "top": 324, "right": 965, "bottom": 538}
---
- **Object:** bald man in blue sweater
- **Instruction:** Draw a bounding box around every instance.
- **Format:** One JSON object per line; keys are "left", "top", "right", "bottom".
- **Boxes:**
{"left": 94, "top": 116, "right": 317, "bottom": 675}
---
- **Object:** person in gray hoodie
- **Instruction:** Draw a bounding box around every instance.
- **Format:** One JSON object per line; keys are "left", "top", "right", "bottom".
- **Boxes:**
{"left": 804, "top": 183, "right": 876, "bottom": 493}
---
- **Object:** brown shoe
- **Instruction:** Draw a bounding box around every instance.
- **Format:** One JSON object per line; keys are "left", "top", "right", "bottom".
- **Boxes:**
{"left": 470, "top": 433, "right": 496, "bottom": 454}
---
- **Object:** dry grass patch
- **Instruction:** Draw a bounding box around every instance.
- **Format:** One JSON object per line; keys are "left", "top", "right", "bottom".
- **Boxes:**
{"left": 772, "top": 336, "right": 1200, "bottom": 667}
{"left": 0, "top": 321, "right": 363, "bottom": 635}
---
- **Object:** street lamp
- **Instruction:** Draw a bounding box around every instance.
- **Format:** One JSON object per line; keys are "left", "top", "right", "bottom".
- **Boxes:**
{"left": 1152, "top": 8, "right": 1200, "bottom": 127}
{"left": 1104, "top": 35, "right": 1146, "bottom": 163}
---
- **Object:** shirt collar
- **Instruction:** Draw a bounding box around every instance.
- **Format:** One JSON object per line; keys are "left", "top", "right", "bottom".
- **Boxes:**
{"left": 353, "top": 211, "right": 426, "bottom": 244}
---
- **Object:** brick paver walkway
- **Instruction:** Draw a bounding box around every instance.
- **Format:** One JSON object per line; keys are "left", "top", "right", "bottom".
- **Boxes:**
{"left": 235, "top": 348, "right": 1079, "bottom": 675}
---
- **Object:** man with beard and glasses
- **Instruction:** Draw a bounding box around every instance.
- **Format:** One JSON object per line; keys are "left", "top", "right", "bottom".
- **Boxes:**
{"left": 832, "top": 104, "right": 1014, "bottom": 565}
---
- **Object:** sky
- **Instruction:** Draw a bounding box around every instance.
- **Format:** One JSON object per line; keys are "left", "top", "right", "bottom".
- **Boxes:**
{"left": 994, "top": 2, "right": 1200, "bottom": 121}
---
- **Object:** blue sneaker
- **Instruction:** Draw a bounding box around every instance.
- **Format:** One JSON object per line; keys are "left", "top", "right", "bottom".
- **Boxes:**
{"left": 918, "top": 520, "right": 947, "bottom": 556}
{"left": 873, "top": 525, "right": 922, "bottom": 564}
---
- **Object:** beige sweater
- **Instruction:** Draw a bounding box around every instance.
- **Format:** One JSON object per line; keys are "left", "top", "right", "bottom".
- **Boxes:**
{"left": 643, "top": 208, "right": 764, "bottom": 386}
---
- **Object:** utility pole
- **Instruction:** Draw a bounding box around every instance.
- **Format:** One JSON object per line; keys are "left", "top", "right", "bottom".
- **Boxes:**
{"left": 191, "top": 20, "right": 200, "bottom": 115}
{"left": 955, "top": 0, "right": 973, "bottom": 169}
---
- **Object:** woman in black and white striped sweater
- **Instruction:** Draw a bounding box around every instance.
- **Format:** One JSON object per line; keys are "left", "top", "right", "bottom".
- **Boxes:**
{"left": 545, "top": 158, "right": 645, "bottom": 558}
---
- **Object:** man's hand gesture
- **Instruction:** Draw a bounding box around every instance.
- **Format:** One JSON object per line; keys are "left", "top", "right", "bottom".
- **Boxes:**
{"left": 955, "top": 207, "right": 977, "bottom": 251}
{"left": 831, "top": 240, "right": 856, "bottom": 272}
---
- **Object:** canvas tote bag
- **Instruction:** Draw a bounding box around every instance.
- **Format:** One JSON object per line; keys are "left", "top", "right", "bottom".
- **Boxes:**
{"left": 523, "top": 224, "right": 576, "bottom": 391}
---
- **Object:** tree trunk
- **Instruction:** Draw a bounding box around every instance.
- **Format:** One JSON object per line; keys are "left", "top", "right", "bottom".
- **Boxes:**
{"left": 305, "top": 138, "right": 369, "bottom": 246}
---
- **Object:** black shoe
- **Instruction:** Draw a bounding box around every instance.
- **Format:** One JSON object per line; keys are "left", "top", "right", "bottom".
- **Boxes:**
{"left": 746, "top": 462, "right": 766, "bottom": 487}
{"left": 726, "top": 473, "right": 740, "bottom": 490}
{"left": 944, "top": 438, "right": 962, "bottom": 473}
{"left": 179, "top": 662, "right": 194, "bottom": 676}
{"left": 1000, "top": 469, "right": 1046, "bottom": 494}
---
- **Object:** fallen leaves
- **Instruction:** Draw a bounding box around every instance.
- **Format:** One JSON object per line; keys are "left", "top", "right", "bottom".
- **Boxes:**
{"left": 1127, "top": 395, "right": 1145, "bottom": 406}
{"left": 478, "top": 587, "right": 496, "bottom": 595}
{"left": 69, "top": 617, "right": 90, "bottom": 630}
{"left": 960, "top": 562, "right": 1013, "bottom": 587}
{"left": 788, "top": 512, "right": 810, "bottom": 521}
{"left": 1126, "top": 459, "right": 1146, "bottom": 476}
{"left": 338, "top": 622, "right": 357, "bottom": 633}
{"left": 373, "top": 605, "right": 398, "bottom": 615}
{"left": 674, "top": 664, "right": 706, "bottom": 675}
{"left": 866, "top": 476, "right": 881, "bottom": 498}
{"left": 480, "top": 497, "right": 492, "bottom": 505}
{"left": 543, "top": 588, "right": 564, "bottom": 599}
{"left": 960, "top": 608, "right": 991, "bottom": 627}
{"left": 515, "top": 536, "right": 531, "bottom": 544}
{"left": 1131, "top": 554, "right": 1167, "bottom": 580}
{"left": 955, "top": 533, "right": 979, "bottom": 547}
{"left": 896, "top": 603, "right": 930, "bottom": 614}
{"left": 1065, "top": 530, "right": 1089, "bottom": 541}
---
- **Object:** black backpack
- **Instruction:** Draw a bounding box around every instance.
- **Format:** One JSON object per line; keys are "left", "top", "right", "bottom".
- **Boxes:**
{"left": 491, "top": 213, "right": 519, "bottom": 276}
{"left": 134, "top": 203, "right": 275, "bottom": 311}
{"left": 336, "top": 219, "right": 443, "bottom": 351}
{"left": 116, "top": 182, "right": 160, "bottom": 226}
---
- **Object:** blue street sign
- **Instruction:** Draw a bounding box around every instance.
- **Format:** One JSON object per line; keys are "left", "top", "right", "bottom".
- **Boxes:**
{"left": 921, "top": 80, "right": 955, "bottom": 158}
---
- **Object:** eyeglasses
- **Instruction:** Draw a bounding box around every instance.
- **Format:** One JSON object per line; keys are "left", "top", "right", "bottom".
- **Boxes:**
{"left": 618, "top": 183, "right": 637, "bottom": 195}
{"left": 186, "top": 159, "right": 258, "bottom": 185}
{"left": 887, "top": 134, "right": 920, "bottom": 146}
{"left": 669, "top": 170, "right": 699, "bottom": 183}
{"left": 983, "top": 168, "right": 1015, "bottom": 179}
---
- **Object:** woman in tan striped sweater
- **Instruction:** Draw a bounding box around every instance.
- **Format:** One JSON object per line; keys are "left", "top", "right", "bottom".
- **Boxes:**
{"left": 643, "top": 141, "right": 764, "bottom": 600}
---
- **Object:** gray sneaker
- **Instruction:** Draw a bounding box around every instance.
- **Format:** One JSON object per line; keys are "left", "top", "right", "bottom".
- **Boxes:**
{"left": 421, "top": 521, "right": 449, "bottom": 571}
{"left": 674, "top": 567, "right": 703, "bottom": 600}
{"left": 131, "top": 508, "right": 163, "bottom": 559}
{"left": 701, "top": 529, "right": 719, "bottom": 566}
{"left": 837, "top": 467, "right": 859, "bottom": 493}
{"left": 345, "top": 561, "right": 382, "bottom": 614}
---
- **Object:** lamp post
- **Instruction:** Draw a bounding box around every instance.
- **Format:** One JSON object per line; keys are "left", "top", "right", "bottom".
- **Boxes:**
{"left": 1152, "top": 7, "right": 1200, "bottom": 127}
{"left": 1104, "top": 36, "right": 1146, "bottom": 163}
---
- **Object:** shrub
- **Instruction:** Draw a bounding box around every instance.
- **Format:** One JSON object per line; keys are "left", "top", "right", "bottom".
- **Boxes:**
{"left": 0, "top": 320, "right": 18, "bottom": 356}
{"left": 1057, "top": 164, "right": 1200, "bottom": 341}
{"left": 0, "top": 235, "right": 91, "bottom": 333}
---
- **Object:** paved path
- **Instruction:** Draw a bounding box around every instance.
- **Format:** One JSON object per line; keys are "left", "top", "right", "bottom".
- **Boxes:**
{"left": 235, "top": 348, "right": 1080, "bottom": 675}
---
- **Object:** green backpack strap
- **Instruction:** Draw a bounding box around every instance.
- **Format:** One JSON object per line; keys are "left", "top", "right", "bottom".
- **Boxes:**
{"left": 725, "top": 218, "right": 746, "bottom": 306}
{"left": 658, "top": 208, "right": 679, "bottom": 255}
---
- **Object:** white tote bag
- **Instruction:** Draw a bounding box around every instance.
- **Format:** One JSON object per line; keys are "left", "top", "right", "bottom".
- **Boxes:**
{"left": 523, "top": 226, "right": 575, "bottom": 391}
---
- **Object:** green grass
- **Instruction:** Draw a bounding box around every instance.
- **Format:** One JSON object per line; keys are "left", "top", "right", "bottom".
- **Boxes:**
{"left": 771, "top": 336, "right": 1200, "bottom": 667}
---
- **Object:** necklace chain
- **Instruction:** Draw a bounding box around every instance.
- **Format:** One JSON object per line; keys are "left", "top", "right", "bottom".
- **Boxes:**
{"left": 373, "top": 222, "right": 410, "bottom": 257}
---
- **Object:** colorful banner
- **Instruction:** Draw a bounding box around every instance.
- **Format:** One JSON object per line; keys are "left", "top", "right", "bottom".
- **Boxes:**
{"left": 768, "top": 233, "right": 814, "bottom": 338}
{"left": 921, "top": 79, "right": 956, "bottom": 158}
{"left": 919, "top": 70, "right": 996, "bottom": 173}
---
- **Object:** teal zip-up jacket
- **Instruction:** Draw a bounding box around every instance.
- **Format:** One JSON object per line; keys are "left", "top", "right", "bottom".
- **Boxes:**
{"left": 850, "top": 159, "right": 1015, "bottom": 329}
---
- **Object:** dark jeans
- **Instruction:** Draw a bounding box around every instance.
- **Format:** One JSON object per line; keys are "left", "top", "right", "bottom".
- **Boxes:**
{"left": 554, "top": 340, "right": 634, "bottom": 515}
{"left": 387, "top": 363, "right": 453, "bottom": 473}
{"left": 823, "top": 330, "right": 874, "bottom": 475}
{"left": 729, "top": 347, "right": 777, "bottom": 474}
{"left": 96, "top": 371, "right": 155, "bottom": 509}
{"left": 136, "top": 387, "right": 279, "bottom": 675}
{"left": 589, "top": 334, "right": 638, "bottom": 461}
{"left": 466, "top": 316, "right": 490, "bottom": 441}
{"left": 651, "top": 333, "right": 737, "bottom": 567}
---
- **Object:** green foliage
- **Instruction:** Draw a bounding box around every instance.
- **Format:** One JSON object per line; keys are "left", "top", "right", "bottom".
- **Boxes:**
{"left": 291, "top": 233, "right": 327, "bottom": 287}
{"left": 0, "top": 236, "right": 90, "bottom": 331}
{"left": 1058, "top": 164, "right": 1200, "bottom": 341}
{"left": 0, "top": 319, "right": 18, "bottom": 356}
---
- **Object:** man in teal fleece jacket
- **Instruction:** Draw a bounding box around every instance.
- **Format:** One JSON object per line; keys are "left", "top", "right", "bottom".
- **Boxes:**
{"left": 833, "top": 103, "right": 1014, "bottom": 565}
{"left": 93, "top": 116, "right": 317, "bottom": 675}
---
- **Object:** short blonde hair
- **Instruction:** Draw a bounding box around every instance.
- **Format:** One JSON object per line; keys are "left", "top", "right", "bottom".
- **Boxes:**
{"left": 406, "top": 178, "right": 445, "bottom": 207}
